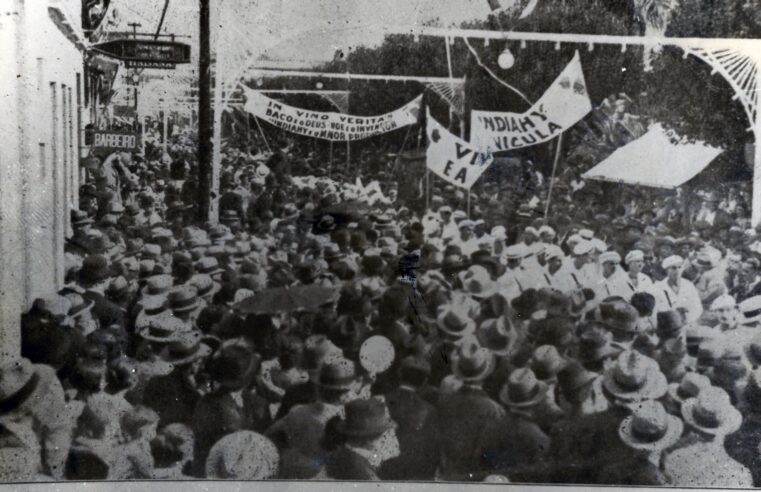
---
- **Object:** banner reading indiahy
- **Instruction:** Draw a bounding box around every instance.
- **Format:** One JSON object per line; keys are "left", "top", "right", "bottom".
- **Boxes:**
{"left": 470, "top": 51, "right": 592, "bottom": 152}
{"left": 242, "top": 87, "right": 422, "bottom": 142}
{"left": 426, "top": 109, "right": 494, "bottom": 189}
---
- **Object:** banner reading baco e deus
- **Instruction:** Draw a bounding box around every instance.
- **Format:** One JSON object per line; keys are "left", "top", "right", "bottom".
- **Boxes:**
{"left": 426, "top": 109, "right": 494, "bottom": 190}
{"left": 242, "top": 86, "right": 422, "bottom": 142}
{"left": 470, "top": 51, "right": 592, "bottom": 153}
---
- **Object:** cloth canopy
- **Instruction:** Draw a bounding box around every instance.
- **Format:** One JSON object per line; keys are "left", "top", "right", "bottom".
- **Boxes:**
{"left": 582, "top": 124, "right": 723, "bottom": 189}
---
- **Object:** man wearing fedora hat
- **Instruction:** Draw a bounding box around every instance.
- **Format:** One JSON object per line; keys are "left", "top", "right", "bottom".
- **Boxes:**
{"left": 0, "top": 357, "right": 72, "bottom": 478}
{"left": 664, "top": 386, "right": 751, "bottom": 487}
{"left": 379, "top": 356, "right": 439, "bottom": 481}
{"left": 142, "top": 332, "right": 212, "bottom": 428}
{"left": 78, "top": 255, "right": 127, "bottom": 332}
{"left": 325, "top": 397, "right": 399, "bottom": 480}
{"left": 267, "top": 358, "right": 358, "bottom": 470}
{"left": 479, "top": 368, "right": 551, "bottom": 481}
{"left": 436, "top": 341, "right": 505, "bottom": 481}
{"left": 192, "top": 338, "right": 265, "bottom": 476}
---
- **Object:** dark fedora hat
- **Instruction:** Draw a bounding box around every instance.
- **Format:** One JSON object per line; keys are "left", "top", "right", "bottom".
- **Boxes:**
{"left": 597, "top": 297, "right": 639, "bottom": 334}
{"left": 452, "top": 341, "right": 495, "bottom": 383}
{"left": 337, "top": 397, "right": 396, "bottom": 438}
{"left": 578, "top": 325, "right": 619, "bottom": 363}
{"left": 78, "top": 255, "right": 114, "bottom": 285}
{"left": 207, "top": 338, "right": 260, "bottom": 390}
{"left": 499, "top": 367, "right": 549, "bottom": 408}
{"left": 656, "top": 309, "right": 684, "bottom": 339}
{"left": 557, "top": 361, "right": 597, "bottom": 399}
{"left": 317, "top": 357, "right": 357, "bottom": 391}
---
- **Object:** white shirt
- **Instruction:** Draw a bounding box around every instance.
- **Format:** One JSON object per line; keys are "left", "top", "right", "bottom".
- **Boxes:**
{"left": 556, "top": 261, "right": 594, "bottom": 291}
{"left": 654, "top": 277, "right": 704, "bottom": 324}
{"left": 591, "top": 267, "right": 632, "bottom": 300}
{"left": 623, "top": 272, "right": 654, "bottom": 296}
{"left": 497, "top": 266, "right": 535, "bottom": 301}
{"left": 541, "top": 265, "right": 576, "bottom": 293}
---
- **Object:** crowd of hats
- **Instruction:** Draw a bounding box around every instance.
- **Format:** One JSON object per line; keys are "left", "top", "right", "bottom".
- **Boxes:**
{"left": 5, "top": 129, "right": 761, "bottom": 484}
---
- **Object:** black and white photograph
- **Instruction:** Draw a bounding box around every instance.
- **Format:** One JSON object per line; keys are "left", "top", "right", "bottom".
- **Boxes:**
{"left": 2, "top": 0, "right": 761, "bottom": 487}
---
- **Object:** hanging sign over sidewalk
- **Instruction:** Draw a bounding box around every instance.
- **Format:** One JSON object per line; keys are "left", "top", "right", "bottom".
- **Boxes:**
{"left": 470, "top": 51, "right": 592, "bottom": 153}
{"left": 88, "top": 130, "right": 141, "bottom": 153}
{"left": 242, "top": 87, "right": 422, "bottom": 141}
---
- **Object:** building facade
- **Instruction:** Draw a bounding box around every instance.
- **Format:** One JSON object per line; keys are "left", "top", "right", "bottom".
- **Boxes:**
{"left": 0, "top": 0, "right": 89, "bottom": 356}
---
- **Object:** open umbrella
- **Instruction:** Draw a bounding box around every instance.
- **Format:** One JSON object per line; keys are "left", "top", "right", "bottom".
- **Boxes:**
{"left": 233, "top": 285, "right": 338, "bottom": 315}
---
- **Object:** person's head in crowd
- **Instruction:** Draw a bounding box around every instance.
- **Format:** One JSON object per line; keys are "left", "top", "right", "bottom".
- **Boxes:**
{"left": 336, "top": 397, "right": 400, "bottom": 469}
{"left": 662, "top": 255, "right": 684, "bottom": 285}
{"left": 121, "top": 405, "right": 160, "bottom": 443}
{"left": 602, "top": 350, "right": 668, "bottom": 411}
{"left": 317, "top": 357, "right": 358, "bottom": 405}
{"left": 106, "top": 356, "right": 138, "bottom": 395}
{"left": 503, "top": 244, "right": 524, "bottom": 271}
{"left": 458, "top": 220, "right": 475, "bottom": 242}
{"left": 572, "top": 241, "right": 592, "bottom": 269}
{"left": 205, "top": 431, "right": 279, "bottom": 479}
{"left": 207, "top": 338, "right": 260, "bottom": 392}
{"left": 618, "top": 400, "right": 683, "bottom": 464}
{"left": 539, "top": 225, "right": 556, "bottom": 244}
{"left": 600, "top": 251, "right": 621, "bottom": 279}
{"left": 630, "top": 292, "right": 656, "bottom": 319}
{"left": 681, "top": 386, "right": 742, "bottom": 441}
{"left": 151, "top": 424, "right": 195, "bottom": 471}
{"left": 625, "top": 250, "right": 645, "bottom": 277}
{"left": 711, "top": 294, "right": 740, "bottom": 330}
{"left": 0, "top": 420, "right": 41, "bottom": 481}
{"left": 656, "top": 236, "right": 676, "bottom": 260}
{"left": 545, "top": 245, "right": 565, "bottom": 275}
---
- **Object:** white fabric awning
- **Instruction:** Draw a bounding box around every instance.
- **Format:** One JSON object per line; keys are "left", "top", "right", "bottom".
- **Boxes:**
{"left": 582, "top": 124, "right": 723, "bottom": 189}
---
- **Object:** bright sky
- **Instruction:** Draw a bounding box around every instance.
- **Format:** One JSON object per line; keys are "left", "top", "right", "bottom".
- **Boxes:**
{"left": 103, "top": 0, "right": 498, "bottom": 64}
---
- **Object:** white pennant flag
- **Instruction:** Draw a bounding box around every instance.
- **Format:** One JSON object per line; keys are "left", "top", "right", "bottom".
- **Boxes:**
{"left": 426, "top": 109, "right": 494, "bottom": 190}
{"left": 470, "top": 51, "right": 592, "bottom": 153}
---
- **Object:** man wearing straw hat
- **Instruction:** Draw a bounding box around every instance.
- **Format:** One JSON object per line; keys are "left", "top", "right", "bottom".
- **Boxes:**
{"left": 663, "top": 386, "right": 751, "bottom": 487}
{"left": 597, "top": 400, "right": 681, "bottom": 485}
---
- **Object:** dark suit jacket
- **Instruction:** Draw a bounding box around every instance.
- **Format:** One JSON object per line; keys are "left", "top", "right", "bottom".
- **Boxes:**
{"left": 325, "top": 446, "right": 378, "bottom": 480}
{"left": 276, "top": 381, "right": 317, "bottom": 420}
{"left": 379, "top": 387, "right": 439, "bottom": 480}
{"left": 143, "top": 369, "right": 200, "bottom": 429}
{"left": 83, "top": 290, "right": 126, "bottom": 331}
{"left": 481, "top": 412, "right": 550, "bottom": 479}
{"left": 191, "top": 389, "right": 271, "bottom": 477}
{"left": 436, "top": 386, "right": 506, "bottom": 481}
{"left": 547, "top": 407, "right": 630, "bottom": 484}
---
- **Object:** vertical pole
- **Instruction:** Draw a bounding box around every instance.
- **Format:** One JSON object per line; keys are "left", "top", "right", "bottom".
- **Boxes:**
{"left": 467, "top": 190, "right": 471, "bottom": 218}
{"left": 210, "top": 2, "right": 224, "bottom": 225}
{"left": 329, "top": 140, "right": 333, "bottom": 178}
{"left": 197, "top": 0, "right": 212, "bottom": 222}
{"left": 544, "top": 134, "right": 564, "bottom": 219}
{"left": 253, "top": 116, "right": 271, "bottom": 152}
{"left": 444, "top": 36, "right": 455, "bottom": 131}
{"left": 162, "top": 109, "right": 168, "bottom": 155}
{"left": 75, "top": 73, "right": 82, "bottom": 206}
{"left": 753, "top": 65, "right": 761, "bottom": 228}
{"left": 426, "top": 169, "right": 430, "bottom": 210}
{"left": 141, "top": 114, "right": 146, "bottom": 156}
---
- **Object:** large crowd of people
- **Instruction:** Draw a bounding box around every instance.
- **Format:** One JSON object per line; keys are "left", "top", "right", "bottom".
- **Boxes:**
{"left": 4, "top": 120, "right": 761, "bottom": 485}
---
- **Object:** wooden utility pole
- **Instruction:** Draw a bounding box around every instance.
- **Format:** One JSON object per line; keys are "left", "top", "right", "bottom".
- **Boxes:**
{"left": 197, "top": 0, "right": 212, "bottom": 222}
